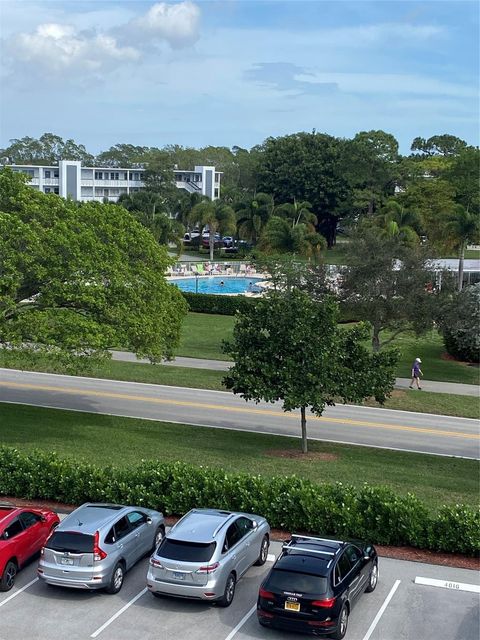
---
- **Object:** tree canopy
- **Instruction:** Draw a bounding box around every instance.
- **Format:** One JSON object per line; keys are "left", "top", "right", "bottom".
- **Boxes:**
{"left": 0, "top": 168, "right": 187, "bottom": 364}
{"left": 223, "top": 285, "right": 398, "bottom": 453}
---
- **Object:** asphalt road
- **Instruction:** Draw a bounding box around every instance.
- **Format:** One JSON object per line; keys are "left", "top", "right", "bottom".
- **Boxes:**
{"left": 1, "top": 539, "right": 479, "bottom": 640}
{"left": 1, "top": 369, "right": 479, "bottom": 459}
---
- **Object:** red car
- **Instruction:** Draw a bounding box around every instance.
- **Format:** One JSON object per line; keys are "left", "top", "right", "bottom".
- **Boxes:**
{"left": 0, "top": 503, "right": 60, "bottom": 591}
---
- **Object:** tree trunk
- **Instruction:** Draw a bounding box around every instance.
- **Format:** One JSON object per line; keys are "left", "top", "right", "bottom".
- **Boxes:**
{"left": 300, "top": 406, "right": 308, "bottom": 453}
{"left": 210, "top": 236, "right": 214, "bottom": 262}
{"left": 372, "top": 326, "right": 381, "bottom": 352}
{"left": 458, "top": 244, "right": 465, "bottom": 292}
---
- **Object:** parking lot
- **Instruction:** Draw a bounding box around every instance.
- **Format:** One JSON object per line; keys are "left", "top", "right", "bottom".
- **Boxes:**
{"left": 1, "top": 539, "right": 478, "bottom": 640}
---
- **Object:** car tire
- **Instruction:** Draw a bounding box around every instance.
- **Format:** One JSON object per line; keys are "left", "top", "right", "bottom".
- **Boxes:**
{"left": 0, "top": 560, "right": 17, "bottom": 592}
{"left": 332, "top": 604, "right": 349, "bottom": 640}
{"left": 217, "top": 572, "right": 236, "bottom": 607}
{"left": 254, "top": 535, "right": 269, "bottom": 566}
{"left": 151, "top": 525, "right": 165, "bottom": 553}
{"left": 105, "top": 561, "right": 125, "bottom": 594}
{"left": 365, "top": 561, "right": 378, "bottom": 593}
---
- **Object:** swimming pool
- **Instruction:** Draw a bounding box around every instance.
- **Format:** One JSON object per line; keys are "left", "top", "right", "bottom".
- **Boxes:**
{"left": 171, "top": 276, "right": 263, "bottom": 295}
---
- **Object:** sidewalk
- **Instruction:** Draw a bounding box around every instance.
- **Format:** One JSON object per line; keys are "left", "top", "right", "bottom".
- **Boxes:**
{"left": 109, "top": 351, "right": 480, "bottom": 397}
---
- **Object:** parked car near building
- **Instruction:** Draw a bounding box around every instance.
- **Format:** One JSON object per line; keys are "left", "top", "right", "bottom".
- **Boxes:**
{"left": 147, "top": 508, "right": 270, "bottom": 607}
{"left": 0, "top": 503, "right": 60, "bottom": 591}
{"left": 257, "top": 534, "right": 378, "bottom": 638}
{"left": 38, "top": 503, "right": 165, "bottom": 594}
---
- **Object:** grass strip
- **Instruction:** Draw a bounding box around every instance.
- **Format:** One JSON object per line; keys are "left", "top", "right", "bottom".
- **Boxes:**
{"left": 0, "top": 403, "right": 477, "bottom": 511}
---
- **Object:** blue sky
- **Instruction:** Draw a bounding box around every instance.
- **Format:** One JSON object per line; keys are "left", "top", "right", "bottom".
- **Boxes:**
{"left": 0, "top": 0, "right": 478, "bottom": 155}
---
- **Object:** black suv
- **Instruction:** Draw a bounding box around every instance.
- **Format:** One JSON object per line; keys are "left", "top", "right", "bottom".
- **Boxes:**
{"left": 257, "top": 534, "right": 378, "bottom": 639}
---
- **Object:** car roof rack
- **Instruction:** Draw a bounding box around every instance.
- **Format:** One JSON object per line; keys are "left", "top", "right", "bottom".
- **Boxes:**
{"left": 213, "top": 513, "right": 236, "bottom": 538}
{"left": 290, "top": 533, "right": 344, "bottom": 545}
{"left": 282, "top": 542, "right": 335, "bottom": 556}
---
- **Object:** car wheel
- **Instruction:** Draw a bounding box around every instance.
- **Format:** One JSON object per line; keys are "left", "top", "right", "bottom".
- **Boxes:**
{"left": 218, "top": 572, "right": 236, "bottom": 607}
{"left": 332, "top": 604, "right": 349, "bottom": 640}
{"left": 151, "top": 525, "right": 165, "bottom": 552}
{"left": 365, "top": 561, "right": 378, "bottom": 593}
{"left": 254, "top": 535, "right": 269, "bottom": 566}
{"left": 0, "top": 560, "right": 17, "bottom": 592}
{"left": 105, "top": 562, "right": 125, "bottom": 594}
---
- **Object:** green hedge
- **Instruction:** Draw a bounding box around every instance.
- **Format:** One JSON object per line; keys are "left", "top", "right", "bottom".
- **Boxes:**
{"left": 1, "top": 447, "right": 478, "bottom": 555}
{"left": 182, "top": 291, "right": 359, "bottom": 323}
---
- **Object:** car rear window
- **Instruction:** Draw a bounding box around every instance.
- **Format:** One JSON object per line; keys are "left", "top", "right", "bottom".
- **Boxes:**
{"left": 265, "top": 569, "right": 328, "bottom": 595}
{"left": 46, "top": 531, "right": 94, "bottom": 553}
{"left": 157, "top": 539, "right": 216, "bottom": 562}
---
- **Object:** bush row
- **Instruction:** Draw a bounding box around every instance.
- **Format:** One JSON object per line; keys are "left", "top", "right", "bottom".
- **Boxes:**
{"left": 1, "top": 447, "right": 478, "bottom": 555}
{"left": 182, "top": 291, "right": 359, "bottom": 323}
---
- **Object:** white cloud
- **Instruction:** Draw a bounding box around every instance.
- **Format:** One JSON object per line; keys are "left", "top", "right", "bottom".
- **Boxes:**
{"left": 3, "top": 1, "right": 200, "bottom": 77}
{"left": 8, "top": 22, "right": 140, "bottom": 73}
{"left": 130, "top": 1, "right": 200, "bottom": 48}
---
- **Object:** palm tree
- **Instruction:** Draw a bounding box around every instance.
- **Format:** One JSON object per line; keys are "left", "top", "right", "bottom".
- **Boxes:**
{"left": 445, "top": 205, "right": 480, "bottom": 290}
{"left": 275, "top": 199, "right": 317, "bottom": 231}
{"left": 189, "top": 200, "right": 236, "bottom": 261}
{"left": 235, "top": 193, "right": 273, "bottom": 244}
{"left": 375, "top": 200, "right": 420, "bottom": 247}
{"left": 259, "top": 216, "right": 326, "bottom": 260}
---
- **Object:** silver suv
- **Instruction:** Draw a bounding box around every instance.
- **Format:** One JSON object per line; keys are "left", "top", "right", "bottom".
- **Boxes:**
{"left": 38, "top": 503, "right": 165, "bottom": 593}
{"left": 147, "top": 508, "right": 270, "bottom": 607}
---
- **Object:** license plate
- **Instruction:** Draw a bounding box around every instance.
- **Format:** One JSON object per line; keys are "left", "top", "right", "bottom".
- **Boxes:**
{"left": 172, "top": 572, "right": 185, "bottom": 580}
{"left": 61, "top": 558, "right": 74, "bottom": 566}
{"left": 285, "top": 601, "right": 300, "bottom": 612}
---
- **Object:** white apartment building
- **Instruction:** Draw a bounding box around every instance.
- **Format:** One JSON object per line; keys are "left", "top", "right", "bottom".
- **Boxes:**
{"left": 7, "top": 160, "right": 222, "bottom": 203}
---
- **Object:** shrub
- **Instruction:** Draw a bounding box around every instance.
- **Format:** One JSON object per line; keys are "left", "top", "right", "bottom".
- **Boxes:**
{"left": 1, "top": 447, "right": 477, "bottom": 555}
{"left": 182, "top": 291, "right": 358, "bottom": 322}
{"left": 438, "top": 283, "right": 480, "bottom": 363}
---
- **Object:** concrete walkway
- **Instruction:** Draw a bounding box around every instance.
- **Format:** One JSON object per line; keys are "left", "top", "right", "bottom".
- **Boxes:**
{"left": 109, "top": 351, "right": 479, "bottom": 397}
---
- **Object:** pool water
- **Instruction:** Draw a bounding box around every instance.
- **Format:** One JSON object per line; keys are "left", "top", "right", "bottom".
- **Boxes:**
{"left": 172, "top": 277, "right": 262, "bottom": 295}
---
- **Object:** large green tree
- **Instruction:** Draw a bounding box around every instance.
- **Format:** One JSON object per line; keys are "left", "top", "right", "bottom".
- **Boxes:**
{"left": 236, "top": 192, "right": 274, "bottom": 243}
{"left": 444, "top": 205, "right": 480, "bottom": 291}
{"left": 0, "top": 133, "right": 94, "bottom": 165}
{"left": 223, "top": 288, "right": 397, "bottom": 453}
{"left": 0, "top": 168, "right": 187, "bottom": 364}
{"left": 339, "top": 226, "right": 440, "bottom": 351}
{"left": 256, "top": 132, "right": 351, "bottom": 248}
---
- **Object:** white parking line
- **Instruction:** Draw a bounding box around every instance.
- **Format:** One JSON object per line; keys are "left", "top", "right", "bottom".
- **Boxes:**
{"left": 415, "top": 576, "right": 480, "bottom": 594}
{"left": 0, "top": 578, "right": 38, "bottom": 608}
{"left": 224, "top": 604, "right": 257, "bottom": 640}
{"left": 90, "top": 587, "right": 147, "bottom": 638}
{"left": 362, "top": 579, "right": 401, "bottom": 640}
{"left": 266, "top": 553, "right": 276, "bottom": 562}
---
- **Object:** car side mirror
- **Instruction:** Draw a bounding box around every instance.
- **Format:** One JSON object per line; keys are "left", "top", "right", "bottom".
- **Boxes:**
{"left": 40, "top": 515, "right": 46, "bottom": 522}
{"left": 146, "top": 517, "right": 153, "bottom": 525}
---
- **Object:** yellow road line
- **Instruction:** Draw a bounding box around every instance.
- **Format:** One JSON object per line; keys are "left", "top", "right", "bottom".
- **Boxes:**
{"left": 1, "top": 381, "right": 478, "bottom": 441}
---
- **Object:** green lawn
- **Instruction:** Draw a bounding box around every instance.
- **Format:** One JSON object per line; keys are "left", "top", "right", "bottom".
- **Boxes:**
{"left": 1, "top": 403, "right": 477, "bottom": 510}
{"left": 177, "top": 313, "right": 478, "bottom": 386}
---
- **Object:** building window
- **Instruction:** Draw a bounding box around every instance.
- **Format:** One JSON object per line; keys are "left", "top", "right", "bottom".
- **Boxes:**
{"left": 44, "top": 187, "right": 51, "bottom": 193}
{"left": 104, "top": 189, "right": 109, "bottom": 196}
{"left": 44, "top": 170, "right": 51, "bottom": 178}
{"left": 110, "top": 172, "right": 119, "bottom": 180}
{"left": 54, "top": 171, "right": 59, "bottom": 178}
{"left": 134, "top": 172, "right": 139, "bottom": 181}
{"left": 54, "top": 187, "right": 59, "bottom": 194}
{"left": 140, "top": 173, "right": 144, "bottom": 180}
{"left": 194, "top": 174, "right": 201, "bottom": 182}
{"left": 23, "top": 169, "right": 35, "bottom": 177}
{"left": 95, "top": 171, "right": 103, "bottom": 180}
{"left": 215, "top": 173, "right": 220, "bottom": 182}
{"left": 214, "top": 188, "right": 219, "bottom": 198}
{"left": 123, "top": 172, "right": 128, "bottom": 180}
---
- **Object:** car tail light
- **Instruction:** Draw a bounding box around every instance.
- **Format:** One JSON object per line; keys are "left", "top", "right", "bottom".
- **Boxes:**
{"left": 149, "top": 557, "right": 163, "bottom": 568}
{"left": 308, "top": 620, "right": 335, "bottom": 627}
{"left": 93, "top": 530, "right": 107, "bottom": 561}
{"left": 258, "top": 610, "right": 275, "bottom": 619}
{"left": 312, "top": 597, "right": 336, "bottom": 608}
{"left": 196, "top": 562, "right": 220, "bottom": 574}
{"left": 259, "top": 588, "right": 274, "bottom": 599}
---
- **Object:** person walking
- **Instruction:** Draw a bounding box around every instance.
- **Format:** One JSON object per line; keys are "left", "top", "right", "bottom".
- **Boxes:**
{"left": 409, "top": 357, "right": 423, "bottom": 390}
